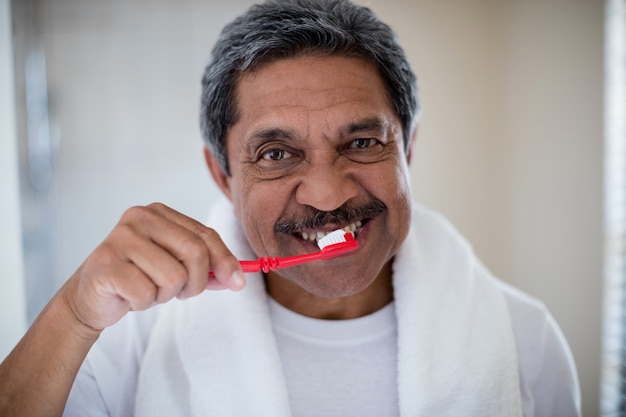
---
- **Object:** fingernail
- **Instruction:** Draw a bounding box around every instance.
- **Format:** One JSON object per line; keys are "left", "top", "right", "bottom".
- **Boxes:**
{"left": 231, "top": 270, "right": 246, "bottom": 290}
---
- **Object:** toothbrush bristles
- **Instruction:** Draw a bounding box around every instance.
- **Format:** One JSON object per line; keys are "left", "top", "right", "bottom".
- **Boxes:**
{"left": 317, "top": 229, "right": 351, "bottom": 250}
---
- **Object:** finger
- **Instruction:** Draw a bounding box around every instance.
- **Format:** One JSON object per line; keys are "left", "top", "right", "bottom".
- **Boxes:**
{"left": 116, "top": 205, "right": 214, "bottom": 296}
{"left": 74, "top": 247, "right": 160, "bottom": 329}
{"left": 143, "top": 203, "right": 246, "bottom": 292}
{"left": 196, "top": 227, "right": 246, "bottom": 291}
{"left": 107, "top": 222, "right": 193, "bottom": 303}
{"left": 106, "top": 263, "right": 159, "bottom": 312}
{"left": 205, "top": 279, "right": 231, "bottom": 291}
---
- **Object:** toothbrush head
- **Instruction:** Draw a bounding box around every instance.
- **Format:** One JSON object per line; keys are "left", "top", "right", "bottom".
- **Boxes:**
{"left": 210, "top": 229, "right": 360, "bottom": 276}
{"left": 317, "top": 229, "right": 352, "bottom": 249}
{"left": 317, "top": 229, "right": 358, "bottom": 259}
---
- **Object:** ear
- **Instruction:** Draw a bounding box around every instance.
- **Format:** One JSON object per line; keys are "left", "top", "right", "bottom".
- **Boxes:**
{"left": 406, "top": 126, "right": 419, "bottom": 165}
{"left": 204, "top": 147, "right": 232, "bottom": 201}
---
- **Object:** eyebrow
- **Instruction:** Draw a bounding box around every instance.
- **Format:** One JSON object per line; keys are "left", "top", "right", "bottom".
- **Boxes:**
{"left": 340, "top": 117, "right": 389, "bottom": 137}
{"left": 246, "top": 127, "right": 298, "bottom": 152}
{"left": 245, "top": 117, "right": 390, "bottom": 151}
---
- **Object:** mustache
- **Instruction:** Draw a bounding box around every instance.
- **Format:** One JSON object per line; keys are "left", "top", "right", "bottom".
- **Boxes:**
{"left": 274, "top": 200, "right": 386, "bottom": 234}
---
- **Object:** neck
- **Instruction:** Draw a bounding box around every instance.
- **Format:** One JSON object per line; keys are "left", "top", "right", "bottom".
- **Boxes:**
{"left": 264, "top": 260, "right": 394, "bottom": 320}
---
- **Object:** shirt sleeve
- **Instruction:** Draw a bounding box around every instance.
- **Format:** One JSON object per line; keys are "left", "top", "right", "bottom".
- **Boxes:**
{"left": 500, "top": 281, "right": 582, "bottom": 417}
{"left": 64, "top": 358, "right": 110, "bottom": 417}
{"left": 63, "top": 308, "right": 159, "bottom": 417}
{"left": 529, "top": 310, "right": 581, "bottom": 417}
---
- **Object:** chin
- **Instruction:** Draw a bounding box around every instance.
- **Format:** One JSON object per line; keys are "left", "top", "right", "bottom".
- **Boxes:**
{"left": 301, "top": 280, "right": 368, "bottom": 299}
{"left": 284, "top": 262, "right": 382, "bottom": 298}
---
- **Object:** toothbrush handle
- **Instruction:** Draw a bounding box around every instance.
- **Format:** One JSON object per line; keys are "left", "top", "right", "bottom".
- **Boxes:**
{"left": 208, "top": 254, "right": 313, "bottom": 277}
{"left": 208, "top": 236, "right": 357, "bottom": 277}
{"left": 243, "top": 252, "right": 327, "bottom": 273}
{"left": 240, "top": 259, "right": 265, "bottom": 273}
{"left": 208, "top": 259, "right": 263, "bottom": 277}
{"left": 208, "top": 258, "right": 275, "bottom": 277}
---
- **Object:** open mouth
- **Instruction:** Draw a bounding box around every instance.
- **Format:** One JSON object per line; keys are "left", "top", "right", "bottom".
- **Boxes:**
{"left": 299, "top": 220, "right": 364, "bottom": 243}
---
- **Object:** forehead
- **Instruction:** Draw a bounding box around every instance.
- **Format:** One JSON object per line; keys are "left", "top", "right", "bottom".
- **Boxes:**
{"left": 231, "top": 55, "right": 398, "bottom": 129}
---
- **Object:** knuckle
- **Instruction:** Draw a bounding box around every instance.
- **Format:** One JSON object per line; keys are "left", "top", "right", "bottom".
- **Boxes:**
{"left": 122, "top": 205, "right": 147, "bottom": 218}
{"left": 121, "top": 203, "right": 168, "bottom": 222}
{"left": 195, "top": 226, "right": 219, "bottom": 242}
{"left": 120, "top": 205, "right": 154, "bottom": 225}
{"left": 134, "top": 286, "right": 157, "bottom": 310}
{"left": 145, "top": 202, "right": 166, "bottom": 212}
{"left": 194, "top": 227, "right": 229, "bottom": 257}
{"left": 165, "top": 265, "right": 188, "bottom": 288}
{"left": 179, "top": 234, "right": 208, "bottom": 261}
{"left": 182, "top": 284, "right": 204, "bottom": 298}
{"left": 88, "top": 242, "right": 118, "bottom": 267}
{"left": 108, "top": 222, "right": 135, "bottom": 242}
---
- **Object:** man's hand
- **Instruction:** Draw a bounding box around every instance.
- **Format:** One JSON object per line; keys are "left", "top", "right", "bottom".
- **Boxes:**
{"left": 65, "top": 203, "right": 246, "bottom": 331}
{"left": 0, "top": 203, "right": 245, "bottom": 417}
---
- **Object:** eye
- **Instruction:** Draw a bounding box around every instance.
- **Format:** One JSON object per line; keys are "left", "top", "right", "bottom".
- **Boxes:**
{"left": 341, "top": 137, "right": 389, "bottom": 164}
{"left": 349, "top": 138, "right": 378, "bottom": 149}
{"left": 261, "top": 148, "right": 293, "bottom": 161}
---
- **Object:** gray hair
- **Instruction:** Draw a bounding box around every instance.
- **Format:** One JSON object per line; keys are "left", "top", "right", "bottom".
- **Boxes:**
{"left": 200, "top": 0, "right": 419, "bottom": 175}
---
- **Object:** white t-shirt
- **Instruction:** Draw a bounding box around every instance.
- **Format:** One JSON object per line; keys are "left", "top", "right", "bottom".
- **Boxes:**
{"left": 269, "top": 298, "right": 399, "bottom": 417}
{"left": 65, "top": 280, "right": 580, "bottom": 417}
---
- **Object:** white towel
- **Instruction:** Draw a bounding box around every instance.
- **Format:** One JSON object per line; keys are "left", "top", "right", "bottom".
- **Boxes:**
{"left": 134, "top": 198, "right": 522, "bottom": 416}
{"left": 393, "top": 209, "right": 522, "bottom": 416}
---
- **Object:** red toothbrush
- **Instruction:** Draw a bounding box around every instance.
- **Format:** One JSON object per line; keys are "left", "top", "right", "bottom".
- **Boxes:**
{"left": 209, "top": 230, "right": 358, "bottom": 276}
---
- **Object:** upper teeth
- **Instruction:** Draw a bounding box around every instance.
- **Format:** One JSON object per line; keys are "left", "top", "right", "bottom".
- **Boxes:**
{"left": 301, "top": 220, "right": 363, "bottom": 242}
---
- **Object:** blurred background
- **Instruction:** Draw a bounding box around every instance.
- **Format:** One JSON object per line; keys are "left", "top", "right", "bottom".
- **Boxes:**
{"left": 0, "top": 0, "right": 609, "bottom": 415}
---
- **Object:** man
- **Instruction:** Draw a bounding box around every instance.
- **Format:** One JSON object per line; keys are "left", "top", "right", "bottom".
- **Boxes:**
{"left": 0, "top": 0, "right": 580, "bottom": 416}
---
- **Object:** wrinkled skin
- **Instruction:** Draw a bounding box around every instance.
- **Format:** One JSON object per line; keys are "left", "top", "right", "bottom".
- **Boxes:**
{"left": 206, "top": 55, "right": 414, "bottom": 318}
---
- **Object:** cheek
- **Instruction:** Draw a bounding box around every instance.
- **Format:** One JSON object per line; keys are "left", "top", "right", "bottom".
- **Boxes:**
{"left": 226, "top": 178, "right": 244, "bottom": 220}
{"left": 231, "top": 178, "right": 290, "bottom": 253}
{"left": 389, "top": 156, "right": 413, "bottom": 202}
{"left": 363, "top": 160, "right": 413, "bottom": 234}
{"left": 395, "top": 167, "right": 413, "bottom": 227}
{"left": 397, "top": 164, "right": 413, "bottom": 205}
{"left": 368, "top": 159, "right": 412, "bottom": 201}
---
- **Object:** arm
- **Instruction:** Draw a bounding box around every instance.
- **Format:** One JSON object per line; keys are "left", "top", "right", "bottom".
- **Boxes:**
{"left": 0, "top": 203, "right": 245, "bottom": 417}
{"left": 0, "top": 283, "right": 100, "bottom": 417}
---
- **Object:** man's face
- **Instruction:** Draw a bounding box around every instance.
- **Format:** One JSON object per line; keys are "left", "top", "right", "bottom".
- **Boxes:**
{"left": 215, "top": 55, "right": 413, "bottom": 298}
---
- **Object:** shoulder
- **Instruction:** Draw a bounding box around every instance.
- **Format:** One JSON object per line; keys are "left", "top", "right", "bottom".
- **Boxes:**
{"left": 495, "top": 280, "right": 582, "bottom": 417}
{"left": 408, "top": 204, "right": 581, "bottom": 415}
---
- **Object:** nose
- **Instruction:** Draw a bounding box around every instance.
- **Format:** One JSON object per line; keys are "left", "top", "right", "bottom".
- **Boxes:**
{"left": 295, "top": 160, "right": 359, "bottom": 212}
